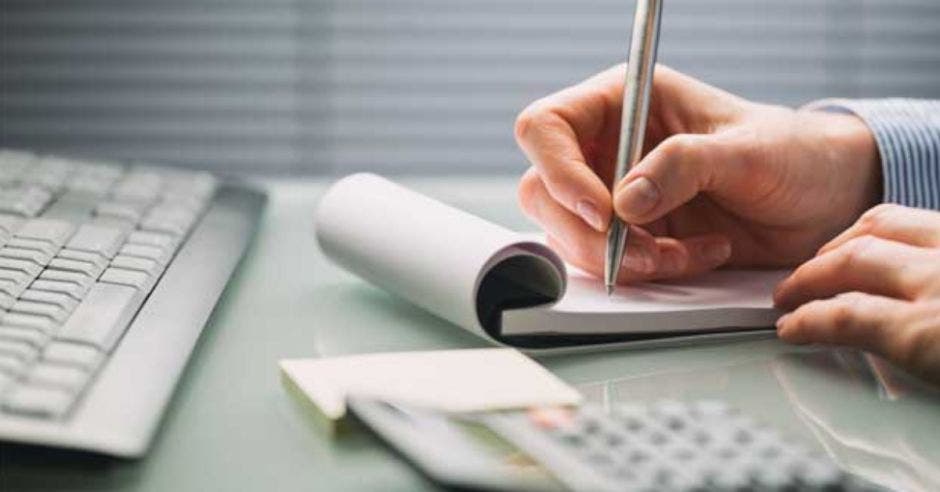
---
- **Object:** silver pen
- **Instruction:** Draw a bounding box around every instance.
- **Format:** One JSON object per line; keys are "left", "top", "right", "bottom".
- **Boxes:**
{"left": 605, "top": 0, "right": 663, "bottom": 296}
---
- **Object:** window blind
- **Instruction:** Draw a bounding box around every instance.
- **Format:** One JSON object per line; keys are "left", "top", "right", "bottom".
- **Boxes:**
{"left": 1, "top": 0, "right": 938, "bottom": 174}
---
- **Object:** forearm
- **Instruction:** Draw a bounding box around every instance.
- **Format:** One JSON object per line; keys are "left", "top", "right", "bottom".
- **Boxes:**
{"left": 805, "top": 98, "right": 940, "bottom": 210}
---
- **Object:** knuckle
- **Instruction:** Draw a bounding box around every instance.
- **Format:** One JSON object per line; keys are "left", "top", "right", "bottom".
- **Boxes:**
{"left": 659, "top": 134, "right": 698, "bottom": 161}
{"left": 839, "top": 236, "right": 877, "bottom": 268}
{"left": 858, "top": 203, "right": 897, "bottom": 232}
{"left": 829, "top": 301, "right": 856, "bottom": 333}
{"left": 513, "top": 100, "right": 556, "bottom": 143}
{"left": 892, "top": 318, "right": 937, "bottom": 373}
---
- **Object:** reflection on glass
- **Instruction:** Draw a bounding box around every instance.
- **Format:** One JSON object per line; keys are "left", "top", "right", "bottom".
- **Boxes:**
{"left": 567, "top": 345, "right": 940, "bottom": 492}
{"left": 772, "top": 350, "right": 940, "bottom": 492}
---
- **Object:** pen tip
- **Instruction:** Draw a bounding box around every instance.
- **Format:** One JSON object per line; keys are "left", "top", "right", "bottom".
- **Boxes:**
{"left": 606, "top": 284, "right": 615, "bottom": 296}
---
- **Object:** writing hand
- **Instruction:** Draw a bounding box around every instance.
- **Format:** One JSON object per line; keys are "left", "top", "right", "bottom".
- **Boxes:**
{"left": 515, "top": 65, "right": 880, "bottom": 283}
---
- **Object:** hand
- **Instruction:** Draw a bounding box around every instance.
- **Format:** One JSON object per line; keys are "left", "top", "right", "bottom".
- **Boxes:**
{"left": 774, "top": 204, "right": 940, "bottom": 383}
{"left": 514, "top": 65, "right": 881, "bottom": 282}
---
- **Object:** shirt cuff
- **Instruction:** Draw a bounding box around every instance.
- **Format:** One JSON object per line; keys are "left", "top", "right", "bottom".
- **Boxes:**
{"left": 803, "top": 98, "right": 940, "bottom": 210}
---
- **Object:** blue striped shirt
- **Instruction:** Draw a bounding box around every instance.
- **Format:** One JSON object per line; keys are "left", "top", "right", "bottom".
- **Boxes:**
{"left": 806, "top": 99, "right": 940, "bottom": 210}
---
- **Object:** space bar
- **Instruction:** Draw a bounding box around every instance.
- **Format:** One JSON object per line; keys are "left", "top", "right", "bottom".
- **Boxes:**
{"left": 56, "top": 283, "right": 144, "bottom": 352}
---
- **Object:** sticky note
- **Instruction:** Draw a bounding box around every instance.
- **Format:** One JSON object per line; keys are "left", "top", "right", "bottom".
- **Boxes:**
{"left": 279, "top": 348, "right": 582, "bottom": 425}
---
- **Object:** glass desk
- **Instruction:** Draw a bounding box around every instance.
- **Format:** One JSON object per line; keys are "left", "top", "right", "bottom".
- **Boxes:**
{"left": 2, "top": 178, "right": 938, "bottom": 491}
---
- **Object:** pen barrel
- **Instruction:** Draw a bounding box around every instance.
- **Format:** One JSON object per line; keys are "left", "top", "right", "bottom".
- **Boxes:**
{"left": 606, "top": 0, "right": 663, "bottom": 289}
{"left": 613, "top": 0, "right": 663, "bottom": 182}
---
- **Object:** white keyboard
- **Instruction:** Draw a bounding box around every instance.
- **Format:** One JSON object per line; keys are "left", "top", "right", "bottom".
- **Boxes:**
{"left": 0, "top": 149, "right": 265, "bottom": 456}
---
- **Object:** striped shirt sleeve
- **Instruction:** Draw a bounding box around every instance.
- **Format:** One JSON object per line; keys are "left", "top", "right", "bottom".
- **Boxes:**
{"left": 803, "top": 98, "right": 940, "bottom": 210}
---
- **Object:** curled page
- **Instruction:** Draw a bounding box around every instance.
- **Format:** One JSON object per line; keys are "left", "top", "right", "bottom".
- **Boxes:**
{"left": 315, "top": 173, "right": 566, "bottom": 342}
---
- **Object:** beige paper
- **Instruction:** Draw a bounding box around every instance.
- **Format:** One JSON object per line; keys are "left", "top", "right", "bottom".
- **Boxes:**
{"left": 279, "top": 348, "right": 583, "bottom": 421}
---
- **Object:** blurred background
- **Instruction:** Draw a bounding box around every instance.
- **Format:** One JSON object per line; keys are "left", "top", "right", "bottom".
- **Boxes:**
{"left": 1, "top": 0, "right": 939, "bottom": 175}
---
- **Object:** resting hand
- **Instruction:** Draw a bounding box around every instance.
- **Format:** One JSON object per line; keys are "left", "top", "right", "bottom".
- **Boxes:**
{"left": 774, "top": 204, "right": 940, "bottom": 382}
{"left": 515, "top": 65, "right": 880, "bottom": 282}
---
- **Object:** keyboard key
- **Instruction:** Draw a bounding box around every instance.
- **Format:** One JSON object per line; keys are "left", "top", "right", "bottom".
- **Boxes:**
{"left": 39, "top": 269, "right": 95, "bottom": 292}
{"left": 26, "top": 364, "right": 89, "bottom": 393}
{"left": 55, "top": 249, "right": 109, "bottom": 271}
{"left": 11, "top": 300, "right": 70, "bottom": 324}
{"left": 0, "top": 325, "right": 51, "bottom": 347}
{"left": 20, "top": 289, "right": 79, "bottom": 313}
{"left": 42, "top": 342, "right": 103, "bottom": 371}
{"left": 100, "top": 268, "right": 152, "bottom": 290}
{"left": 56, "top": 282, "right": 142, "bottom": 351}
{"left": 2, "top": 385, "right": 74, "bottom": 419}
{"left": 127, "top": 230, "right": 177, "bottom": 250}
{"left": 0, "top": 353, "right": 27, "bottom": 376}
{"left": 0, "top": 339, "right": 40, "bottom": 361}
{"left": 41, "top": 190, "right": 100, "bottom": 222}
{"left": 48, "top": 258, "right": 103, "bottom": 278}
{"left": 22, "top": 161, "right": 72, "bottom": 191}
{"left": 0, "top": 279, "right": 17, "bottom": 298}
{"left": 0, "top": 267, "right": 31, "bottom": 286}
{"left": 0, "top": 292, "right": 14, "bottom": 310}
{"left": 140, "top": 215, "right": 191, "bottom": 236}
{"left": 69, "top": 162, "right": 122, "bottom": 195}
{"left": 118, "top": 244, "right": 171, "bottom": 265}
{"left": 5, "top": 237, "right": 58, "bottom": 257}
{"left": 110, "top": 255, "right": 161, "bottom": 277}
{"left": 0, "top": 273, "right": 32, "bottom": 299}
{"left": 95, "top": 201, "right": 146, "bottom": 223}
{"left": 15, "top": 218, "right": 75, "bottom": 246}
{"left": 29, "top": 279, "right": 89, "bottom": 300}
{"left": 0, "top": 257, "right": 43, "bottom": 276}
{"left": 0, "top": 186, "right": 52, "bottom": 217}
{"left": 66, "top": 224, "right": 125, "bottom": 258}
{"left": 0, "top": 247, "right": 52, "bottom": 265}
{"left": 112, "top": 172, "right": 163, "bottom": 203}
{"left": 2, "top": 313, "right": 56, "bottom": 335}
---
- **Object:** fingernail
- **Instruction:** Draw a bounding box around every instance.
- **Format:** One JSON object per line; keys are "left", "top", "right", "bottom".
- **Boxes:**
{"left": 576, "top": 200, "right": 605, "bottom": 231}
{"left": 622, "top": 249, "right": 655, "bottom": 274}
{"left": 775, "top": 313, "right": 790, "bottom": 330}
{"left": 701, "top": 241, "right": 731, "bottom": 264}
{"left": 617, "top": 177, "right": 660, "bottom": 217}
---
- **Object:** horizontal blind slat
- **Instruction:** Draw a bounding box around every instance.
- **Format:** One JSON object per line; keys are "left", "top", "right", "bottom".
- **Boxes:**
{"left": 1, "top": 0, "right": 939, "bottom": 174}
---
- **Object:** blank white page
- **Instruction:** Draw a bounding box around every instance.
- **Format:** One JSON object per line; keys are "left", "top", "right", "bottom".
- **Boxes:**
{"left": 501, "top": 269, "right": 789, "bottom": 336}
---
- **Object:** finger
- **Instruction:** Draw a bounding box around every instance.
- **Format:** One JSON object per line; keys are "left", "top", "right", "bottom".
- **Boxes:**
{"left": 774, "top": 236, "right": 933, "bottom": 310}
{"left": 520, "top": 169, "right": 659, "bottom": 274}
{"left": 546, "top": 227, "right": 657, "bottom": 281}
{"left": 820, "top": 203, "right": 940, "bottom": 255}
{"left": 550, "top": 230, "right": 731, "bottom": 285}
{"left": 612, "top": 133, "right": 733, "bottom": 225}
{"left": 776, "top": 292, "right": 908, "bottom": 361}
{"left": 652, "top": 234, "right": 733, "bottom": 279}
{"left": 514, "top": 69, "right": 624, "bottom": 232}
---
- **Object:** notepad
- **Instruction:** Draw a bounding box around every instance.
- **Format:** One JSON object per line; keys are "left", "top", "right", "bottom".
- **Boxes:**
{"left": 315, "top": 174, "right": 787, "bottom": 353}
{"left": 279, "top": 349, "right": 582, "bottom": 423}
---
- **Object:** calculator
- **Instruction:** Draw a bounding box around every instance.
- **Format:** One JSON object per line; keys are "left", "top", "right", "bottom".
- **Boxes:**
{"left": 347, "top": 397, "right": 885, "bottom": 492}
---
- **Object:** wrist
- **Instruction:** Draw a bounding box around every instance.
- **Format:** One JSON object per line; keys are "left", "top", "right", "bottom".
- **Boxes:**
{"left": 812, "top": 110, "right": 883, "bottom": 213}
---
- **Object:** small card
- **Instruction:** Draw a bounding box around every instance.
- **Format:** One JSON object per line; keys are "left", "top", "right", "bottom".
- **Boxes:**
{"left": 279, "top": 348, "right": 582, "bottom": 424}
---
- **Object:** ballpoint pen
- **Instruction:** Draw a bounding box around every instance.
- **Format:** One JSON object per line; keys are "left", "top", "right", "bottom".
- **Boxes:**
{"left": 605, "top": 0, "right": 663, "bottom": 296}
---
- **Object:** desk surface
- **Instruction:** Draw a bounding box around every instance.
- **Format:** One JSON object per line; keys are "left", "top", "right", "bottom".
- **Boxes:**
{"left": 2, "top": 177, "right": 939, "bottom": 491}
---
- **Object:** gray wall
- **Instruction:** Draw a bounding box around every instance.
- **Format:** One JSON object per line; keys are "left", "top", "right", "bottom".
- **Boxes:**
{"left": 2, "top": 0, "right": 939, "bottom": 174}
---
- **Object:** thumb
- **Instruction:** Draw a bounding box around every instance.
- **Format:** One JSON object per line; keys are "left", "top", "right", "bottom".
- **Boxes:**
{"left": 613, "top": 133, "right": 731, "bottom": 224}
